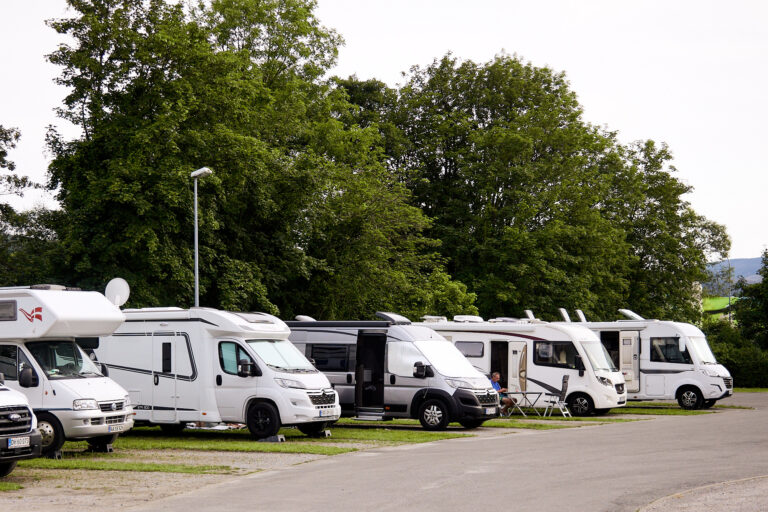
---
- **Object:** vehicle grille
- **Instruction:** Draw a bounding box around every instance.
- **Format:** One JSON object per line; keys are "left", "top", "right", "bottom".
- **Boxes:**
{"left": 105, "top": 415, "right": 126, "bottom": 425}
{"left": 475, "top": 392, "right": 499, "bottom": 406}
{"left": 615, "top": 383, "right": 625, "bottom": 394}
{"left": 0, "top": 406, "right": 32, "bottom": 435}
{"left": 99, "top": 401, "right": 124, "bottom": 413}
{"left": 308, "top": 392, "right": 336, "bottom": 406}
{"left": 723, "top": 377, "right": 733, "bottom": 389}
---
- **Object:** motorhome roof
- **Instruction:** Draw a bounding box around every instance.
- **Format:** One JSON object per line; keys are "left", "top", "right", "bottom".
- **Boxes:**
{"left": 0, "top": 288, "right": 124, "bottom": 339}
{"left": 122, "top": 308, "right": 290, "bottom": 338}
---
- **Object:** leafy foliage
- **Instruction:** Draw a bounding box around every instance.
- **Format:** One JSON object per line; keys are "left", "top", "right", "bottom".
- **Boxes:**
{"left": 734, "top": 250, "right": 768, "bottom": 350}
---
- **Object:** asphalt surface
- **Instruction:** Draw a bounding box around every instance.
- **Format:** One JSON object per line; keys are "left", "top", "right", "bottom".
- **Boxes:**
{"left": 129, "top": 393, "right": 768, "bottom": 512}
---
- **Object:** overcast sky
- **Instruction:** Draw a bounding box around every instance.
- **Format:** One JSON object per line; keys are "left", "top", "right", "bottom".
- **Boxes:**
{"left": 1, "top": 0, "right": 766, "bottom": 259}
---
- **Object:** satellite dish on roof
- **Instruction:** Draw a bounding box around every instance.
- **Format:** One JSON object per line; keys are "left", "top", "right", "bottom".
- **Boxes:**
{"left": 105, "top": 278, "right": 130, "bottom": 307}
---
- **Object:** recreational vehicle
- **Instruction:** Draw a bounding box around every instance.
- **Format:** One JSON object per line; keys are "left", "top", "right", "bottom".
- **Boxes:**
{"left": 0, "top": 285, "right": 134, "bottom": 456}
{"left": 565, "top": 309, "right": 733, "bottom": 409}
{"left": 93, "top": 307, "right": 340, "bottom": 438}
{"left": 287, "top": 313, "right": 500, "bottom": 430}
{"left": 0, "top": 376, "right": 42, "bottom": 477}
{"left": 416, "top": 315, "right": 627, "bottom": 415}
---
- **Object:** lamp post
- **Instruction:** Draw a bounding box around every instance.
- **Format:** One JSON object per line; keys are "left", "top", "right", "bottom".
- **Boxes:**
{"left": 191, "top": 167, "right": 213, "bottom": 307}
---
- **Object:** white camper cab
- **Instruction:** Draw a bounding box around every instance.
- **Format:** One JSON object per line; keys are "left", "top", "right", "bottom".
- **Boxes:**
{"left": 415, "top": 316, "right": 627, "bottom": 416}
{"left": 0, "top": 377, "right": 42, "bottom": 477}
{"left": 0, "top": 285, "right": 134, "bottom": 456}
{"left": 566, "top": 309, "right": 733, "bottom": 409}
{"left": 287, "top": 313, "right": 500, "bottom": 430}
{"left": 93, "top": 308, "right": 341, "bottom": 438}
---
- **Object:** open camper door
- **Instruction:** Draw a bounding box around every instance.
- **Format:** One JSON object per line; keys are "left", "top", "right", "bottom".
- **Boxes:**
{"left": 151, "top": 332, "right": 177, "bottom": 423}
{"left": 354, "top": 330, "right": 386, "bottom": 417}
{"left": 620, "top": 331, "right": 640, "bottom": 393}
{"left": 507, "top": 342, "right": 527, "bottom": 392}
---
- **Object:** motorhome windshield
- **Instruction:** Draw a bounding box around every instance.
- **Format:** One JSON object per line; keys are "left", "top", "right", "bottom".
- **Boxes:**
{"left": 581, "top": 341, "right": 618, "bottom": 372}
{"left": 687, "top": 336, "right": 717, "bottom": 364}
{"left": 25, "top": 340, "right": 103, "bottom": 379}
{"left": 413, "top": 340, "right": 481, "bottom": 378}
{"left": 246, "top": 339, "right": 317, "bottom": 372}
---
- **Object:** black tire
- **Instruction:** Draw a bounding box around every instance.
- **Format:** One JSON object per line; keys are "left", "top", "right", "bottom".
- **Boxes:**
{"left": 159, "top": 423, "right": 187, "bottom": 435}
{"left": 677, "top": 387, "right": 704, "bottom": 410}
{"left": 458, "top": 418, "right": 485, "bottom": 429}
{"left": 247, "top": 402, "right": 281, "bottom": 439}
{"left": 567, "top": 393, "right": 594, "bottom": 416}
{"left": 86, "top": 433, "right": 119, "bottom": 448}
{"left": 297, "top": 422, "right": 328, "bottom": 436}
{"left": 37, "top": 412, "right": 65, "bottom": 456}
{"left": 593, "top": 408, "right": 611, "bottom": 416}
{"left": 0, "top": 462, "right": 17, "bottom": 478}
{"left": 418, "top": 399, "right": 450, "bottom": 431}
{"left": 702, "top": 399, "right": 717, "bottom": 409}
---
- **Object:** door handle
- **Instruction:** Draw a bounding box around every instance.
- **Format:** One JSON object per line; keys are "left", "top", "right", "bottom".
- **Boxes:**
{"left": 390, "top": 375, "right": 396, "bottom": 385}
{"left": 346, "top": 373, "right": 352, "bottom": 384}
{"left": 154, "top": 374, "right": 159, "bottom": 386}
{"left": 216, "top": 375, "right": 222, "bottom": 386}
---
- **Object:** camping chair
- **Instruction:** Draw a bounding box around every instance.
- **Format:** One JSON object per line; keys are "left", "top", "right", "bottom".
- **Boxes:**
{"left": 542, "top": 375, "right": 571, "bottom": 417}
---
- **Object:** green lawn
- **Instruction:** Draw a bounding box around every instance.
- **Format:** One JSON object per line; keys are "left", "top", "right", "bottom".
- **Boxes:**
{"left": 703, "top": 296, "right": 732, "bottom": 311}
{"left": 0, "top": 482, "right": 23, "bottom": 491}
{"left": 19, "top": 459, "right": 235, "bottom": 474}
{"left": 735, "top": 387, "right": 768, "bottom": 393}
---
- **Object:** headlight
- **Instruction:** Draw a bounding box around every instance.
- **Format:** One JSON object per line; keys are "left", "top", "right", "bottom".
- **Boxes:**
{"left": 123, "top": 395, "right": 131, "bottom": 407}
{"left": 445, "top": 379, "right": 473, "bottom": 389}
{"left": 700, "top": 369, "right": 719, "bottom": 377}
{"left": 274, "top": 378, "right": 306, "bottom": 389}
{"left": 597, "top": 377, "right": 613, "bottom": 387}
{"left": 73, "top": 399, "right": 98, "bottom": 410}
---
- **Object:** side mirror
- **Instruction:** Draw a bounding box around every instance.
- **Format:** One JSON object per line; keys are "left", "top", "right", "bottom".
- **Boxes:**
{"left": 413, "top": 361, "right": 427, "bottom": 379}
{"left": 100, "top": 363, "right": 110, "bottom": 377}
{"left": 309, "top": 358, "right": 316, "bottom": 367}
{"left": 19, "top": 367, "right": 39, "bottom": 388}
{"left": 575, "top": 355, "right": 585, "bottom": 377}
{"left": 425, "top": 365, "right": 435, "bottom": 378}
{"left": 0, "top": 372, "right": 4, "bottom": 385}
{"left": 237, "top": 359, "right": 254, "bottom": 378}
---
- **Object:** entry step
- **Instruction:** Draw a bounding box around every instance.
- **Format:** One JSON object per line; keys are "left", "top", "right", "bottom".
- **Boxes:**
{"left": 353, "top": 415, "right": 385, "bottom": 421}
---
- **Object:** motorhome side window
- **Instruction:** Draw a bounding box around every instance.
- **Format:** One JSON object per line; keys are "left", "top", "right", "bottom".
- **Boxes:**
{"left": 534, "top": 341, "right": 579, "bottom": 369}
{"left": 455, "top": 341, "right": 484, "bottom": 358}
{"left": 310, "top": 344, "right": 349, "bottom": 372}
{"left": 0, "top": 345, "right": 17, "bottom": 379}
{"left": 387, "top": 342, "right": 425, "bottom": 376}
{"left": 650, "top": 338, "right": 692, "bottom": 364}
{"left": 0, "top": 300, "right": 16, "bottom": 321}
{"left": 219, "top": 342, "right": 255, "bottom": 375}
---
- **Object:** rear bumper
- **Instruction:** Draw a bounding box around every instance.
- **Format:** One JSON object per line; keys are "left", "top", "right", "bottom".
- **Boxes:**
{"left": 0, "top": 430, "right": 43, "bottom": 462}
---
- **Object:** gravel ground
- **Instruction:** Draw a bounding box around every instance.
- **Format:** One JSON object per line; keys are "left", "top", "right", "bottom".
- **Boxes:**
{"left": 641, "top": 475, "right": 768, "bottom": 512}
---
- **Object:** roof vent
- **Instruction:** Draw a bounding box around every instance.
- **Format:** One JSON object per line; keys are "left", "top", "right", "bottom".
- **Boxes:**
{"left": 295, "top": 315, "right": 316, "bottom": 321}
{"left": 618, "top": 309, "right": 644, "bottom": 320}
{"left": 375, "top": 312, "right": 412, "bottom": 325}
{"left": 453, "top": 315, "right": 484, "bottom": 323}
{"left": 421, "top": 315, "right": 447, "bottom": 323}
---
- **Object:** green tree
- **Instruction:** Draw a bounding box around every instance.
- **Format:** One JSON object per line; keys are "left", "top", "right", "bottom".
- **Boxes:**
{"left": 734, "top": 250, "right": 768, "bottom": 350}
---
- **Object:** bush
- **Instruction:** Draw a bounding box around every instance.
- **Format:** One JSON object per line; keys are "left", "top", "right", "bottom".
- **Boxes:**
{"left": 705, "top": 318, "right": 768, "bottom": 388}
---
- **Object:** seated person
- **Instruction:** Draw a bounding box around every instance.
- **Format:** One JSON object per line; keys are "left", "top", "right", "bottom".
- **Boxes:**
{"left": 489, "top": 371, "right": 516, "bottom": 414}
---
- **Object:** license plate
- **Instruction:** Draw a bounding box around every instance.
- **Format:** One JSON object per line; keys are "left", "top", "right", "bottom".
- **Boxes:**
{"left": 108, "top": 425, "right": 124, "bottom": 433}
{"left": 485, "top": 407, "right": 496, "bottom": 415}
{"left": 8, "top": 436, "right": 30, "bottom": 449}
{"left": 318, "top": 409, "right": 323, "bottom": 417}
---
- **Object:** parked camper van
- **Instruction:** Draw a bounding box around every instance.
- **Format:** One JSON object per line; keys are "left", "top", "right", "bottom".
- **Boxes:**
{"left": 0, "top": 285, "right": 134, "bottom": 456}
{"left": 416, "top": 315, "right": 627, "bottom": 415}
{"left": 287, "top": 313, "right": 500, "bottom": 430}
{"left": 93, "top": 307, "right": 340, "bottom": 438}
{"left": 0, "top": 375, "right": 42, "bottom": 477}
{"left": 565, "top": 309, "right": 733, "bottom": 409}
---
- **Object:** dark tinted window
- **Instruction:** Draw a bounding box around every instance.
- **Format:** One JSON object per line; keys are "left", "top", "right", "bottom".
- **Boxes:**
{"left": 311, "top": 344, "right": 349, "bottom": 371}
{"left": 650, "top": 337, "right": 692, "bottom": 364}
{"left": 0, "top": 345, "right": 17, "bottom": 380}
{"left": 0, "top": 301, "right": 16, "bottom": 321}
{"left": 455, "top": 341, "right": 484, "bottom": 358}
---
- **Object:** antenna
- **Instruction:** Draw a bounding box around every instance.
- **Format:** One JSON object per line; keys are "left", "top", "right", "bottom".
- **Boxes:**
{"left": 575, "top": 309, "right": 587, "bottom": 322}
{"left": 558, "top": 308, "right": 571, "bottom": 322}
{"left": 105, "top": 278, "right": 130, "bottom": 307}
{"left": 618, "top": 309, "right": 644, "bottom": 320}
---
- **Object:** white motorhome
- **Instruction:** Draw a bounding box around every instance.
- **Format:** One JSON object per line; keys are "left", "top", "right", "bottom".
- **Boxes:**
{"left": 565, "top": 309, "right": 733, "bottom": 409}
{"left": 287, "top": 313, "right": 500, "bottom": 430}
{"left": 415, "top": 315, "right": 627, "bottom": 416}
{"left": 93, "top": 307, "right": 340, "bottom": 438}
{"left": 0, "top": 285, "right": 134, "bottom": 456}
{"left": 0, "top": 376, "right": 42, "bottom": 477}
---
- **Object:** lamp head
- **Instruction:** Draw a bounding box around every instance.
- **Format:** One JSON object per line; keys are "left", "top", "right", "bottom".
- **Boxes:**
{"left": 191, "top": 167, "right": 213, "bottom": 178}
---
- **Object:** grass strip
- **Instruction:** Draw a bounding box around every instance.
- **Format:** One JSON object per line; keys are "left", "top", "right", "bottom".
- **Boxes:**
{"left": 0, "top": 482, "right": 23, "bottom": 491}
{"left": 19, "top": 459, "right": 234, "bottom": 474}
{"left": 734, "top": 388, "right": 768, "bottom": 393}
{"left": 609, "top": 407, "right": 709, "bottom": 416}
{"left": 111, "top": 436, "right": 354, "bottom": 455}
{"left": 482, "top": 419, "right": 577, "bottom": 430}
{"left": 284, "top": 427, "right": 468, "bottom": 444}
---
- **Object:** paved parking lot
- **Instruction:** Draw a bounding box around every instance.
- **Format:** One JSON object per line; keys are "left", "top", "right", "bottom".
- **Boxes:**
{"left": 128, "top": 393, "right": 768, "bottom": 512}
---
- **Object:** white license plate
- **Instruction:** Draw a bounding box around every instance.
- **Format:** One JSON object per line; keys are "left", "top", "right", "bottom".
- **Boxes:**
{"left": 8, "top": 436, "right": 30, "bottom": 449}
{"left": 485, "top": 407, "right": 496, "bottom": 415}
{"left": 108, "top": 425, "right": 124, "bottom": 433}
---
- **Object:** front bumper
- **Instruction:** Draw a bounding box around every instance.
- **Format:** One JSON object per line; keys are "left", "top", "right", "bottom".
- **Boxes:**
{"left": 452, "top": 389, "right": 500, "bottom": 420}
{"left": 279, "top": 389, "right": 341, "bottom": 425}
{"left": 58, "top": 407, "right": 135, "bottom": 439}
{"left": 0, "top": 429, "right": 43, "bottom": 462}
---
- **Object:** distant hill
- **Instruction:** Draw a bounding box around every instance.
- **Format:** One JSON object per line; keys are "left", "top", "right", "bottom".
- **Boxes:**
{"left": 709, "top": 257, "right": 763, "bottom": 284}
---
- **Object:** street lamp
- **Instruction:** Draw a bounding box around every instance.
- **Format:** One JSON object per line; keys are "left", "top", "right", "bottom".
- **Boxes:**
{"left": 191, "top": 167, "right": 213, "bottom": 307}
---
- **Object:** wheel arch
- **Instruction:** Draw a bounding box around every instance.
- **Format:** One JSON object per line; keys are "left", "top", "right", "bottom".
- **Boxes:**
{"left": 409, "top": 388, "right": 457, "bottom": 420}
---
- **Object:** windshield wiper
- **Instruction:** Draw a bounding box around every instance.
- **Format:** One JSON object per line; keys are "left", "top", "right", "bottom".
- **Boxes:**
{"left": 79, "top": 370, "right": 102, "bottom": 376}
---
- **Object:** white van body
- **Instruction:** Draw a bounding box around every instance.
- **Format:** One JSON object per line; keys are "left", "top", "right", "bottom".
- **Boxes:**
{"left": 572, "top": 310, "right": 733, "bottom": 408}
{"left": 94, "top": 307, "right": 340, "bottom": 438}
{"left": 287, "top": 313, "right": 500, "bottom": 430}
{"left": 414, "top": 316, "right": 627, "bottom": 415}
{"left": 0, "top": 285, "right": 134, "bottom": 455}
{"left": 0, "top": 381, "right": 42, "bottom": 476}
